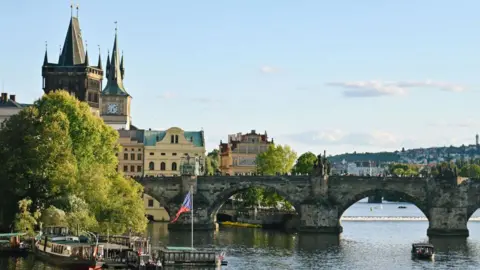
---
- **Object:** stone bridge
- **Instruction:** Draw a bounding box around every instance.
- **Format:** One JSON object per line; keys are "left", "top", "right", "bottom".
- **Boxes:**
{"left": 136, "top": 173, "right": 480, "bottom": 237}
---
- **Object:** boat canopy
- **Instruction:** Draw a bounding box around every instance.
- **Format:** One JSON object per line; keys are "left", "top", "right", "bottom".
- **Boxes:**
{"left": 0, "top": 233, "right": 27, "bottom": 238}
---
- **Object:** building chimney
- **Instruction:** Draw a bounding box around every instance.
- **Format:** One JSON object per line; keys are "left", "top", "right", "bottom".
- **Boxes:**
{"left": 9, "top": 94, "right": 15, "bottom": 102}
{"left": 1, "top": 93, "right": 7, "bottom": 103}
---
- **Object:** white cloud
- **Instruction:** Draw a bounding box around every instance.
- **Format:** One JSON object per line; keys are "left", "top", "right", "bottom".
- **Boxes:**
{"left": 286, "top": 129, "right": 401, "bottom": 147}
{"left": 260, "top": 65, "right": 280, "bottom": 74}
{"left": 326, "top": 80, "right": 466, "bottom": 98}
{"left": 157, "top": 92, "right": 175, "bottom": 99}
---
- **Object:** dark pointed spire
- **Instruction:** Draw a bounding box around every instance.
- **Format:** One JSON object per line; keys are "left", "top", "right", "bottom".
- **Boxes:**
{"left": 97, "top": 45, "right": 102, "bottom": 69}
{"left": 84, "top": 49, "right": 89, "bottom": 66}
{"left": 58, "top": 14, "right": 85, "bottom": 66}
{"left": 120, "top": 51, "right": 125, "bottom": 79}
{"left": 105, "top": 50, "right": 110, "bottom": 77}
{"left": 43, "top": 42, "right": 48, "bottom": 66}
{"left": 102, "top": 22, "right": 129, "bottom": 96}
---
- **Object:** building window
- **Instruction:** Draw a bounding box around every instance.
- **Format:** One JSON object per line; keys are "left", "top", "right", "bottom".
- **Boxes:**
{"left": 172, "top": 162, "right": 177, "bottom": 171}
{"left": 148, "top": 199, "right": 154, "bottom": 207}
{"left": 172, "top": 153, "right": 177, "bottom": 156}
{"left": 137, "top": 153, "right": 142, "bottom": 160}
{"left": 124, "top": 153, "right": 128, "bottom": 160}
{"left": 170, "top": 135, "right": 174, "bottom": 144}
{"left": 137, "top": 165, "right": 142, "bottom": 172}
{"left": 150, "top": 152, "right": 154, "bottom": 156}
{"left": 175, "top": 135, "right": 179, "bottom": 144}
{"left": 160, "top": 162, "right": 166, "bottom": 171}
{"left": 138, "top": 148, "right": 141, "bottom": 151}
{"left": 161, "top": 153, "right": 166, "bottom": 156}
{"left": 130, "top": 153, "right": 135, "bottom": 160}
{"left": 131, "top": 148, "right": 134, "bottom": 151}
{"left": 130, "top": 165, "right": 135, "bottom": 172}
{"left": 184, "top": 153, "right": 188, "bottom": 156}
{"left": 123, "top": 165, "right": 128, "bottom": 172}
{"left": 149, "top": 162, "right": 154, "bottom": 170}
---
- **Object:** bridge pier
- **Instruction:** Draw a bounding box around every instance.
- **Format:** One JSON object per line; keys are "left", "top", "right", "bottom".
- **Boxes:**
{"left": 427, "top": 207, "right": 469, "bottom": 237}
{"left": 297, "top": 204, "right": 342, "bottom": 234}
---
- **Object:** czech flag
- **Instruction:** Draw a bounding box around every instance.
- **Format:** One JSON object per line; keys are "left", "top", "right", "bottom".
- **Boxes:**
{"left": 171, "top": 191, "right": 192, "bottom": 223}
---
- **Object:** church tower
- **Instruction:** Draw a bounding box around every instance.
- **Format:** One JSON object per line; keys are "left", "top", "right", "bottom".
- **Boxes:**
{"left": 42, "top": 10, "right": 103, "bottom": 114}
{"left": 100, "top": 25, "right": 132, "bottom": 130}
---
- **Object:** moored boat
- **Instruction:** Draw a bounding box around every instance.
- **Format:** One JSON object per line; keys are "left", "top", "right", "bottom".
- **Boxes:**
{"left": 411, "top": 243, "right": 435, "bottom": 260}
{"left": 0, "top": 232, "right": 30, "bottom": 255}
{"left": 34, "top": 226, "right": 103, "bottom": 270}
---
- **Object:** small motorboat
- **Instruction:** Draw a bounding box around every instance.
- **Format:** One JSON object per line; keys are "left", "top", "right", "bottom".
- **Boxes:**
{"left": 398, "top": 206, "right": 407, "bottom": 209}
{"left": 411, "top": 243, "right": 434, "bottom": 260}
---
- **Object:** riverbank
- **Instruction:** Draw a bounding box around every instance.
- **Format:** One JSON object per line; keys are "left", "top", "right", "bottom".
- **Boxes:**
{"left": 219, "top": 221, "right": 262, "bottom": 228}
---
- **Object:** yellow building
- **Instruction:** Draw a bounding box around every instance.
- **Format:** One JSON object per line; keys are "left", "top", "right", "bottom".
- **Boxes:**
{"left": 143, "top": 193, "right": 169, "bottom": 222}
{"left": 117, "top": 129, "right": 144, "bottom": 177}
{"left": 143, "top": 127, "right": 206, "bottom": 176}
{"left": 219, "top": 130, "right": 273, "bottom": 175}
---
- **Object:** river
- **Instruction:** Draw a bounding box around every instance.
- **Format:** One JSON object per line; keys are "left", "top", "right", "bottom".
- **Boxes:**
{"left": 3, "top": 201, "right": 480, "bottom": 269}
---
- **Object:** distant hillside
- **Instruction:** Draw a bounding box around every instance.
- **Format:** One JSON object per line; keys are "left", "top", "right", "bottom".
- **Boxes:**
{"left": 328, "top": 143, "right": 480, "bottom": 164}
{"left": 328, "top": 152, "right": 400, "bottom": 163}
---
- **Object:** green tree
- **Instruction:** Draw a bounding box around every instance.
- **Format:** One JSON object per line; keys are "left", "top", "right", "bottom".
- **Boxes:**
{"left": 205, "top": 149, "right": 220, "bottom": 176}
{"left": 459, "top": 164, "right": 480, "bottom": 178}
{"left": 256, "top": 144, "right": 297, "bottom": 175}
{"left": 0, "top": 91, "right": 147, "bottom": 234}
{"left": 14, "top": 199, "right": 40, "bottom": 236}
{"left": 292, "top": 152, "right": 317, "bottom": 174}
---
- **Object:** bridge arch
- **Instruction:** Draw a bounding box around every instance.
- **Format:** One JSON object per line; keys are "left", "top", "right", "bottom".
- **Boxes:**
{"left": 337, "top": 188, "right": 429, "bottom": 219}
{"left": 207, "top": 182, "right": 300, "bottom": 223}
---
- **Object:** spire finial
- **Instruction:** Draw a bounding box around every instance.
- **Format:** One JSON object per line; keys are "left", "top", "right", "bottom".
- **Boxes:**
{"left": 114, "top": 21, "right": 118, "bottom": 33}
{"left": 59, "top": 45, "right": 62, "bottom": 54}
{"left": 98, "top": 45, "right": 101, "bottom": 55}
{"left": 45, "top": 41, "right": 48, "bottom": 51}
{"left": 85, "top": 40, "right": 88, "bottom": 49}
{"left": 70, "top": 1, "right": 73, "bottom": 17}
{"left": 76, "top": 4, "right": 79, "bottom": 17}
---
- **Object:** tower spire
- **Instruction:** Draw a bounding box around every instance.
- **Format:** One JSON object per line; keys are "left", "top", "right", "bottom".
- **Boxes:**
{"left": 97, "top": 45, "right": 102, "bottom": 69}
{"left": 43, "top": 41, "right": 48, "bottom": 66}
{"left": 58, "top": 9, "right": 85, "bottom": 66}
{"left": 102, "top": 22, "right": 129, "bottom": 96}
{"left": 106, "top": 50, "right": 110, "bottom": 77}
{"left": 84, "top": 40, "right": 89, "bottom": 66}
{"left": 120, "top": 51, "right": 125, "bottom": 79}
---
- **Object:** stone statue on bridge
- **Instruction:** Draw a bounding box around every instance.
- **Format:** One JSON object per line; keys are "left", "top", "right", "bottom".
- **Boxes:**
{"left": 313, "top": 150, "right": 331, "bottom": 177}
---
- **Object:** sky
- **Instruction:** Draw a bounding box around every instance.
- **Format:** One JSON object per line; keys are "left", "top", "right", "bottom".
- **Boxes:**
{"left": 0, "top": 0, "right": 479, "bottom": 155}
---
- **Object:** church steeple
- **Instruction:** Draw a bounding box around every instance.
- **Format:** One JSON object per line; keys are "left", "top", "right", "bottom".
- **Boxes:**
{"left": 102, "top": 24, "right": 129, "bottom": 96}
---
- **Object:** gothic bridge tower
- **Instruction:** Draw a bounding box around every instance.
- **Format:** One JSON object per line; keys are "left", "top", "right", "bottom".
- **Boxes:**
{"left": 42, "top": 9, "right": 103, "bottom": 114}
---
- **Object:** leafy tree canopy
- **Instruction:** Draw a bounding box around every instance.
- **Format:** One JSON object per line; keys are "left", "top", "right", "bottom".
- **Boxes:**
{"left": 292, "top": 152, "right": 317, "bottom": 174}
{"left": 256, "top": 144, "right": 297, "bottom": 175}
{"left": 0, "top": 90, "right": 146, "bottom": 234}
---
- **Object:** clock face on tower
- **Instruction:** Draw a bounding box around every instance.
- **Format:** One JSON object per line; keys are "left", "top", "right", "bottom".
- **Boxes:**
{"left": 107, "top": 103, "right": 119, "bottom": 114}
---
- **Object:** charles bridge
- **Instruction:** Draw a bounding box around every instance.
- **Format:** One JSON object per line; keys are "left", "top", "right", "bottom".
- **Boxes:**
{"left": 134, "top": 159, "right": 480, "bottom": 237}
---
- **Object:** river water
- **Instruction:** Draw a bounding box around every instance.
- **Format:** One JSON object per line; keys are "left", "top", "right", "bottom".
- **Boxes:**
{"left": 3, "top": 200, "right": 480, "bottom": 269}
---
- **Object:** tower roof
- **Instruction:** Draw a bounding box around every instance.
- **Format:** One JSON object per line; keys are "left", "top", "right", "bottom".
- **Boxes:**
{"left": 102, "top": 28, "right": 129, "bottom": 96}
{"left": 58, "top": 16, "right": 85, "bottom": 66}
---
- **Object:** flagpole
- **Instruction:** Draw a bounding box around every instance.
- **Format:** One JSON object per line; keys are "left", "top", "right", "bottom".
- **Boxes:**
{"left": 191, "top": 184, "right": 194, "bottom": 249}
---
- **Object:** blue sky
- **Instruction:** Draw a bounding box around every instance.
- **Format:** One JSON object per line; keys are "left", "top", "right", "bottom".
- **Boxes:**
{"left": 0, "top": 0, "right": 479, "bottom": 155}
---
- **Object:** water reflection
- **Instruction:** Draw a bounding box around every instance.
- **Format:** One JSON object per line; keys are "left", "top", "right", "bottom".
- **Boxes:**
{"left": 297, "top": 233, "right": 340, "bottom": 252}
